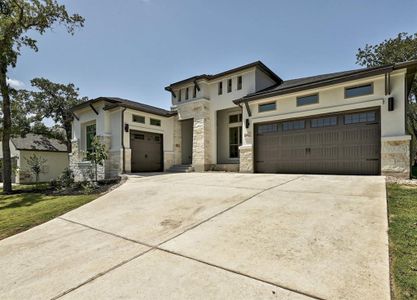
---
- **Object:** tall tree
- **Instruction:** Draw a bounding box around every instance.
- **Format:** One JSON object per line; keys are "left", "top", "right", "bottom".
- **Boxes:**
{"left": 0, "top": 0, "right": 84, "bottom": 193}
{"left": 356, "top": 32, "right": 417, "bottom": 159}
{"left": 30, "top": 78, "right": 87, "bottom": 151}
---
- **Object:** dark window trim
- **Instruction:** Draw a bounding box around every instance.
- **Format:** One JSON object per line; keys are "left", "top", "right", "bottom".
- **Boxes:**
{"left": 258, "top": 101, "right": 277, "bottom": 113}
{"left": 296, "top": 93, "right": 319, "bottom": 107}
{"left": 218, "top": 82, "right": 223, "bottom": 95}
{"left": 237, "top": 76, "right": 242, "bottom": 90}
{"left": 227, "top": 79, "right": 232, "bottom": 93}
{"left": 178, "top": 89, "right": 182, "bottom": 102}
{"left": 185, "top": 87, "right": 189, "bottom": 100}
{"left": 344, "top": 82, "right": 374, "bottom": 99}
{"left": 132, "top": 114, "right": 145, "bottom": 124}
{"left": 193, "top": 85, "right": 197, "bottom": 98}
{"left": 150, "top": 118, "right": 161, "bottom": 126}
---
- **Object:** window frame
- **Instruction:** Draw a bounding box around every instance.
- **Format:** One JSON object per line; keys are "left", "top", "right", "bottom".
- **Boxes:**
{"left": 150, "top": 118, "right": 161, "bottom": 126}
{"left": 227, "top": 79, "right": 232, "bottom": 93}
{"left": 229, "top": 113, "right": 242, "bottom": 124}
{"left": 218, "top": 82, "right": 223, "bottom": 95}
{"left": 344, "top": 82, "right": 374, "bottom": 99}
{"left": 185, "top": 87, "right": 189, "bottom": 100}
{"left": 237, "top": 76, "right": 242, "bottom": 90}
{"left": 296, "top": 93, "right": 319, "bottom": 107}
{"left": 258, "top": 102, "right": 277, "bottom": 113}
{"left": 85, "top": 123, "right": 96, "bottom": 154}
{"left": 193, "top": 85, "right": 197, "bottom": 98}
{"left": 178, "top": 89, "right": 182, "bottom": 102}
{"left": 132, "top": 114, "right": 145, "bottom": 124}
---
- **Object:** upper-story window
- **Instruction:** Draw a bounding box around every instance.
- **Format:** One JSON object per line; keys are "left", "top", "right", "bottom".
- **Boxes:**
{"left": 258, "top": 102, "right": 276, "bottom": 112}
{"left": 178, "top": 89, "right": 182, "bottom": 102}
{"left": 193, "top": 85, "right": 197, "bottom": 98}
{"left": 345, "top": 83, "right": 373, "bottom": 98}
{"left": 297, "top": 94, "right": 319, "bottom": 106}
{"left": 237, "top": 76, "right": 242, "bottom": 90}
{"left": 185, "top": 88, "right": 189, "bottom": 100}
{"left": 132, "top": 114, "right": 145, "bottom": 124}
{"left": 218, "top": 82, "right": 223, "bottom": 95}
{"left": 227, "top": 79, "right": 232, "bottom": 93}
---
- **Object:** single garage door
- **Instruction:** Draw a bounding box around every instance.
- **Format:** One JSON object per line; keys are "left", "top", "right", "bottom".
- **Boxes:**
{"left": 254, "top": 109, "right": 380, "bottom": 175}
{"left": 130, "top": 130, "right": 163, "bottom": 172}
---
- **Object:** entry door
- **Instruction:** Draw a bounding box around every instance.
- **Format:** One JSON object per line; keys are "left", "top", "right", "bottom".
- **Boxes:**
{"left": 130, "top": 131, "right": 163, "bottom": 172}
{"left": 181, "top": 119, "right": 193, "bottom": 165}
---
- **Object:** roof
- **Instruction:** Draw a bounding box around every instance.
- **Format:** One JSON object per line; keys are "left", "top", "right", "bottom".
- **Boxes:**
{"left": 11, "top": 134, "right": 68, "bottom": 152}
{"left": 165, "top": 61, "right": 282, "bottom": 91}
{"left": 72, "top": 97, "right": 176, "bottom": 117}
{"left": 234, "top": 60, "right": 417, "bottom": 104}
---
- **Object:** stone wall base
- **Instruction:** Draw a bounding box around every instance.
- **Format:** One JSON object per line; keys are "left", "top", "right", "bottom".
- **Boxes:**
{"left": 381, "top": 136, "right": 411, "bottom": 179}
{"left": 213, "top": 164, "right": 240, "bottom": 172}
{"left": 164, "top": 151, "right": 175, "bottom": 171}
{"left": 239, "top": 145, "right": 254, "bottom": 173}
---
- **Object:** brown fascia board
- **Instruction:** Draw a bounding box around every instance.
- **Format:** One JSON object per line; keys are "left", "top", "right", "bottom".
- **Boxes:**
{"left": 234, "top": 65, "right": 395, "bottom": 104}
{"left": 165, "top": 61, "right": 282, "bottom": 91}
{"left": 103, "top": 102, "right": 177, "bottom": 117}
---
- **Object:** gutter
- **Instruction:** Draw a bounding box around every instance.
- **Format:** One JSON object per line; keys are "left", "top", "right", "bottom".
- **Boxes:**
{"left": 121, "top": 107, "right": 127, "bottom": 173}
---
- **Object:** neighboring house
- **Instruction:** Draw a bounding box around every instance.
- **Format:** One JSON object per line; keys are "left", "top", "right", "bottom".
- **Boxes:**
{"left": 70, "top": 60, "right": 417, "bottom": 180}
{"left": 0, "top": 134, "right": 69, "bottom": 183}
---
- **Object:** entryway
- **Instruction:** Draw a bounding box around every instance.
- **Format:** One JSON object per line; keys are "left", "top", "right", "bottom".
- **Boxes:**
{"left": 181, "top": 119, "right": 193, "bottom": 165}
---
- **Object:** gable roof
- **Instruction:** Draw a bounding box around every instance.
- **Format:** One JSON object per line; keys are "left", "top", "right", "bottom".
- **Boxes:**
{"left": 165, "top": 61, "right": 282, "bottom": 91}
{"left": 11, "top": 134, "right": 68, "bottom": 152}
{"left": 72, "top": 97, "right": 176, "bottom": 117}
{"left": 234, "top": 60, "right": 417, "bottom": 104}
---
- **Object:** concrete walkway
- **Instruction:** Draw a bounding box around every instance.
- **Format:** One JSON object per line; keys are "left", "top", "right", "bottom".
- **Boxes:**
{"left": 0, "top": 173, "right": 389, "bottom": 299}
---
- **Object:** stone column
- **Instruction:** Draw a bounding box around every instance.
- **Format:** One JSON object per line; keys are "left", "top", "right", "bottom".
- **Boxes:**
{"left": 192, "top": 113, "right": 211, "bottom": 172}
{"left": 239, "top": 145, "right": 254, "bottom": 173}
{"left": 381, "top": 136, "right": 411, "bottom": 179}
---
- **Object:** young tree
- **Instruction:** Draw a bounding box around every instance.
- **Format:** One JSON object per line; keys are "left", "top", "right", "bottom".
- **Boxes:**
{"left": 24, "top": 153, "right": 47, "bottom": 183}
{"left": 0, "top": 0, "right": 84, "bottom": 193}
{"left": 30, "top": 78, "right": 87, "bottom": 151}
{"left": 88, "top": 137, "right": 108, "bottom": 182}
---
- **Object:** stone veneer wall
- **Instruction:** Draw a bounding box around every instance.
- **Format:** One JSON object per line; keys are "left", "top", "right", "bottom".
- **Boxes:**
{"left": 381, "top": 136, "right": 411, "bottom": 179}
{"left": 173, "top": 115, "right": 182, "bottom": 165}
{"left": 239, "top": 145, "right": 254, "bottom": 173}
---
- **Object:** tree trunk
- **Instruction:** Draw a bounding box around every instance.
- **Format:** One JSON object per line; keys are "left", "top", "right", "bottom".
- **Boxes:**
{"left": 0, "top": 61, "right": 13, "bottom": 194}
{"left": 64, "top": 121, "right": 72, "bottom": 153}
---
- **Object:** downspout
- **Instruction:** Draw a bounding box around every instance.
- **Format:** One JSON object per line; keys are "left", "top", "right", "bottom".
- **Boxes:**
{"left": 121, "top": 107, "right": 127, "bottom": 173}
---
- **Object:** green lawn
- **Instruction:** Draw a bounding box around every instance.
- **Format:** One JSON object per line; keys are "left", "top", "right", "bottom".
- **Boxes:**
{"left": 0, "top": 185, "right": 98, "bottom": 240}
{"left": 387, "top": 184, "right": 417, "bottom": 299}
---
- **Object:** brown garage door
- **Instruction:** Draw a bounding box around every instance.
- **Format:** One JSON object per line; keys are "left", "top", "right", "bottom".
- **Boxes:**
{"left": 130, "top": 130, "right": 163, "bottom": 172}
{"left": 254, "top": 109, "right": 381, "bottom": 175}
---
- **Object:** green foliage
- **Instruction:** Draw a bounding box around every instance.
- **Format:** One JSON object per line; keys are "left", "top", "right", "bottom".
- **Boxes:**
{"left": 87, "top": 137, "right": 108, "bottom": 182}
{"left": 24, "top": 153, "right": 47, "bottom": 183}
{"left": 50, "top": 167, "right": 74, "bottom": 190}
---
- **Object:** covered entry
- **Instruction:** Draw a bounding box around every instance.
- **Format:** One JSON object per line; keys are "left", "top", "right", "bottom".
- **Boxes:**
{"left": 254, "top": 108, "right": 381, "bottom": 175}
{"left": 130, "top": 130, "right": 163, "bottom": 172}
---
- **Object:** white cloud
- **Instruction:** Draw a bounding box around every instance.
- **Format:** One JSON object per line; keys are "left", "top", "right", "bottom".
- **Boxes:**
{"left": 6, "top": 78, "right": 25, "bottom": 89}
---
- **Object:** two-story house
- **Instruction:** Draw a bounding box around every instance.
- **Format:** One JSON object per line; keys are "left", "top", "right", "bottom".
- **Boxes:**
{"left": 70, "top": 60, "right": 417, "bottom": 180}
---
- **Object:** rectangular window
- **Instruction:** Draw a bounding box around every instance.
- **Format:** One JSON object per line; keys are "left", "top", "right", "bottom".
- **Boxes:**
{"left": 297, "top": 94, "right": 319, "bottom": 106}
{"left": 227, "top": 79, "right": 232, "bottom": 93}
{"left": 193, "top": 85, "right": 197, "bottom": 98}
{"left": 257, "top": 124, "right": 278, "bottom": 134}
{"left": 132, "top": 115, "right": 145, "bottom": 123}
{"left": 344, "top": 111, "right": 376, "bottom": 124}
{"left": 311, "top": 116, "right": 337, "bottom": 128}
{"left": 282, "top": 120, "right": 305, "bottom": 131}
{"left": 86, "top": 124, "right": 96, "bottom": 153}
{"left": 258, "top": 102, "right": 276, "bottom": 112}
{"left": 229, "top": 113, "right": 242, "bottom": 124}
{"left": 185, "top": 87, "right": 189, "bottom": 100}
{"left": 218, "top": 82, "right": 223, "bottom": 95}
{"left": 150, "top": 118, "right": 161, "bottom": 126}
{"left": 229, "top": 126, "right": 242, "bottom": 158}
{"left": 178, "top": 89, "right": 182, "bottom": 102}
{"left": 134, "top": 133, "right": 144, "bottom": 140}
{"left": 345, "top": 83, "right": 373, "bottom": 98}
{"left": 237, "top": 76, "right": 242, "bottom": 90}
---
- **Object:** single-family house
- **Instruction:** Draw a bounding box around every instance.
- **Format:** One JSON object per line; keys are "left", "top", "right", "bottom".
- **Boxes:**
{"left": 70, "top": 60, "right": 417, "bottom": 180}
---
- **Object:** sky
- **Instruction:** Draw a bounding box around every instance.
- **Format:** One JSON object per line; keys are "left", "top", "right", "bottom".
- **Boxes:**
{"left": 8, "top": 0, "right": 417, "bottom": 110}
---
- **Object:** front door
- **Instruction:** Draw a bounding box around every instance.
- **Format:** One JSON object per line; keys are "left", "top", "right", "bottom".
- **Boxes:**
{"left": 181, "top": 119, "right": 193, "bottom": 165}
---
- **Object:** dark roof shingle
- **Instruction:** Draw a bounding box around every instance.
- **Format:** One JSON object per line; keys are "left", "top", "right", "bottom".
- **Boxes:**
{"left": 12, "top": 134, "right": 68, "bottom": 152}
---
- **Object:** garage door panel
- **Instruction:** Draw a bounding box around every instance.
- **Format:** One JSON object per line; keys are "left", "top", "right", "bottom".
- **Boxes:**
{"left": 131, "top": 131, "right": 163, "bottom": 172}
{"left": 255, "top": 109, "right": 380, "bottom": 175}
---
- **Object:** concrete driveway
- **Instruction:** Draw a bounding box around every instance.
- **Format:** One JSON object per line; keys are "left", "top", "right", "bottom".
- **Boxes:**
{"left": 0, "top": 173, "right": 389, "bottom": 299}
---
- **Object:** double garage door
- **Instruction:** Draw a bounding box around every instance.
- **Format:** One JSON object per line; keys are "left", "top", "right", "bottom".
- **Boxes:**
{"left": 254, "top": 109, "right": 381, "bottom": 175}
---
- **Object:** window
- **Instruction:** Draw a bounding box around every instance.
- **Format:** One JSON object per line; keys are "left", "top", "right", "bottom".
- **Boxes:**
{"left": 237, "top": 76, "right": 242, "bottom": 90}
{"left": 132, "top": 115, "right": 145, "bottom": 123}
{"left": 344, "top": 111, "right": 376, "bottom": 124}
{"left": 150, "top": 118, "right": 161, "bottom": 126}
{"left": 229, "top": 126, "right": 242, "bottom": 158}
{"left": 134, "top": 134, "right": 144, "bottom": 140}
{"left": 193, "top": 85, "right": 197, "bottom": 98}
{"left": 178, "top": 89, "right": 182, "bottom": 102}
{"left": 345, "top": 83, "right": 373, "bottom": 98}
{"left": 86, "top": 124, "right": 96, "bottom": 153}
{"left": 218, "top": 82, "right": 223, "bottom": 95}
{"left": 227, "top": 79, "right": 232, "bottom": 93}
{"left": 282, "top": 120, "right": 305, "bottom": 131}
{"left": 297, "top": 94, "right": 319, "bottom": 106}
{"left": 185, "top": 87, "right": 189, "bottom": 100}
{"left": 257, "top": 124, "right": 278, "bottom": 134}
{"left": 229, "top": 113, "right": 242, "bottom": 124}
{"left": 311, "top": 116, "right": 337, "bottom": 128}
{"left": 258, "top": 102, "right": 276, "bottom": 112}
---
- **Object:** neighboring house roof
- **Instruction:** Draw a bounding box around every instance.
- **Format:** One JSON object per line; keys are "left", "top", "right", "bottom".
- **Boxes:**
{"left": 165, "top": 61, "right": 283, "bottom": 91}
{"left": 11, "top": 134, "right": 68, "bottom": 152}
{"left": 72, "top": 97, "right": 176, "bottom": 117}
{"left": 234, "top": 60, "right": 417, "bottom": 104}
